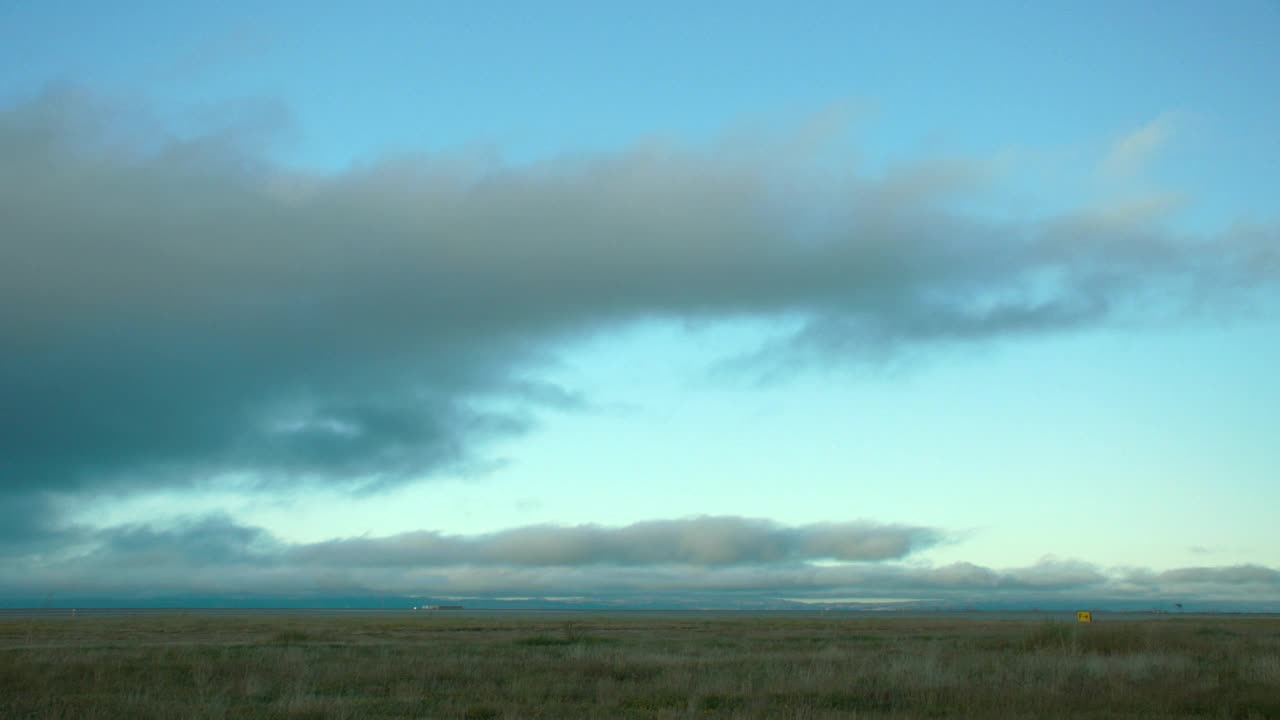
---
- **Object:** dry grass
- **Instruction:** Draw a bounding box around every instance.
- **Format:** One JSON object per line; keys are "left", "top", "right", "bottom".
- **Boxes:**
{"left": 2, "top": 614, "right": 1279, "bottom": 718}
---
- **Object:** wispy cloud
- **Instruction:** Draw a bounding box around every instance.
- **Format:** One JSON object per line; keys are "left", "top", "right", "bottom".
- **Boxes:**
{"left": 1101, "top": 113, "right": 1179, "bottom": 178}
{"left": 1124, "top": 565, "right": 1280, "bottom": 586}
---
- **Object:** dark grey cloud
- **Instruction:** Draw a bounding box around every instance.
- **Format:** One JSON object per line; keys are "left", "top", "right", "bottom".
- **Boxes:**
{"left": 2, "top": 87, "right": 1277, "bottom": 534}
{"left": 0, "top": 494, "right": 79, "bottom": 556}
{"left": 88, "top": 514, "right": 281, "bottom": 567}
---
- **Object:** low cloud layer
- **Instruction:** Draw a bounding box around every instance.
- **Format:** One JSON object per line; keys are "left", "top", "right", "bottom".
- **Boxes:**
{"left": 46, "top": 515, "right": 939, "bottom": 570}
{"left": 11, "top": 514, "right": 946, "bottom": 593}
{"left": 6, "top": 515, "right": 1276, "bottom": 608}
{"left": 285, "top": 517, "right": 941, "bottom": 567}
{"left": 2, "top": 87, "right": 1278, "bottom": 564}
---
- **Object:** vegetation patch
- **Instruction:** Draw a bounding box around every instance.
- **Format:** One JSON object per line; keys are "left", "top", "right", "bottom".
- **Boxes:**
{"left": 269, "top": 629, "right": 311, "bottom": 645}
{"left": 2, "top": 615, "right": 1277, "bottom": 718}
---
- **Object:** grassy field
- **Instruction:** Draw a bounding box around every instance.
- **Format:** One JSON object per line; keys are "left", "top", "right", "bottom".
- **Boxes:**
{"left": 2, "top": 614, "right": 1279, "bottom": 719}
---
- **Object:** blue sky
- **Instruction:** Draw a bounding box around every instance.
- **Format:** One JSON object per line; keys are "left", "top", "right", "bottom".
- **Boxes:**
{"left": 1, "top": 1, "right": 1278, "bottom": 608}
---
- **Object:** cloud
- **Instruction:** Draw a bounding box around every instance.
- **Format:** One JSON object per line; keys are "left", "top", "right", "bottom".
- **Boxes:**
{"left": 1127, "top": 565, "right": 1280, "bottom": 586}
{"left": 1102, "top": 114, "right": 1178, "bottom": 177}
{"left": 44, "top": 516, "right": 940, "bottom": 574}
{"left": 6, "top": 514, "right": 1276, "bottom": 607}
{"left": 291, "top": 517, "right": 943, "bottom": 567}
{"left": 9, "top": 515, "right": 943, "bottom": 594}
{"left": 88, "top": 514, "right": 281, "bottom": 567}
{"left": 0, "top": 494, "right": 78, "bottom": 557}
{"left": 1, "top": 87, "right": 1276, "bottom": 542}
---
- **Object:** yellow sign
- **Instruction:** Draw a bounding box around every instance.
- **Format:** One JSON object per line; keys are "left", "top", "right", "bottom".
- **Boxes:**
{"left": 1076, "top": 610, "right": 1092, "bottom": 623}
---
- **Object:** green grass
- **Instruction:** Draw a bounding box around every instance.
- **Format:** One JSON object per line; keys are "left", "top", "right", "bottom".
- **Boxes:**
{"left": 2, "top": 615, "right": 1278, "bottom": 718}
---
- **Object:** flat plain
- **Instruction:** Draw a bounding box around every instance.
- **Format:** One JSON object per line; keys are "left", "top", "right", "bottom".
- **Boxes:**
{"left": 2, "top": 613, "right": 1278, "bottom": 719}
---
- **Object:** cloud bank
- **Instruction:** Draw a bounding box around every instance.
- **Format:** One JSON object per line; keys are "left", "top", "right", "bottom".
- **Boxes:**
{"left": 7, "top": 514, "right": 1276, "bottom": 608}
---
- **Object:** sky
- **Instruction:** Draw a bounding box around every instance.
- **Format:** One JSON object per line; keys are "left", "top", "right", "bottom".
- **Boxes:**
{"left": 1, "top": 1, "right": 1278, "bottom": 609}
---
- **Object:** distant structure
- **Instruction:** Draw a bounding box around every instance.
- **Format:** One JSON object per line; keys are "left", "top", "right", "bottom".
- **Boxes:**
{"left": 413, "top": 605, "right": 464, "bottom": 611}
